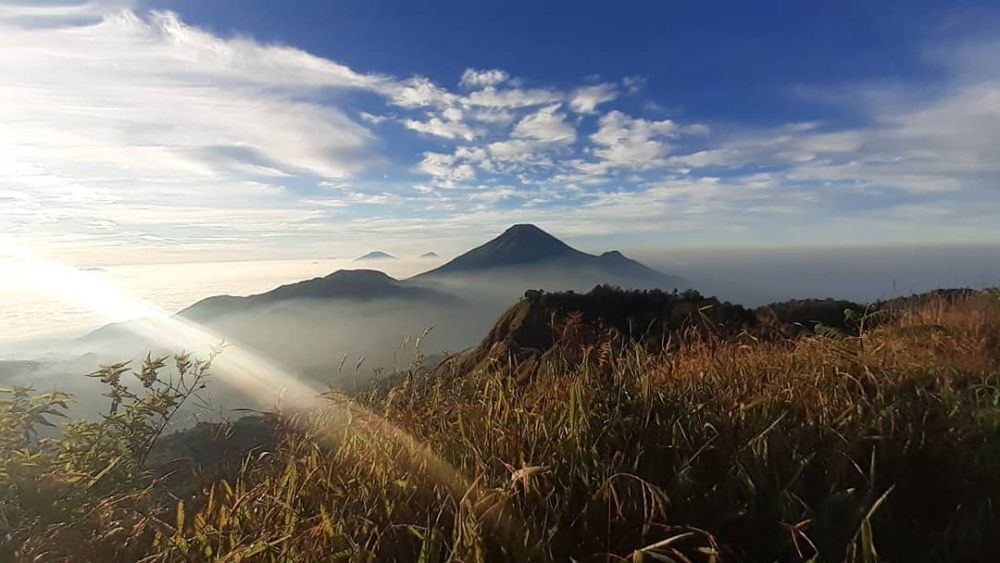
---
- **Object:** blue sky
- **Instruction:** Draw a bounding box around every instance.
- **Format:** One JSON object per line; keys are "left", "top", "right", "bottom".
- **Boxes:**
{"left": 2, "top": 0, "right": 999, "bottom": 264}
{"left": 150, "top": 0, "right": 969, "bottom": 121}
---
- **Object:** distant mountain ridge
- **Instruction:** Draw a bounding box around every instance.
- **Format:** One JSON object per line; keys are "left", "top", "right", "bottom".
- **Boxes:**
{"left": 80, "top": 224, "right": 679, "bottom": 349}
{"left": 179, "top": 269, "right": 449, "bottom": 322}
{"left": 159, "top": 224, "right": 677, "bottom": 330}
{"left": 356, "top": 251, "right": 397, "bottom": 261}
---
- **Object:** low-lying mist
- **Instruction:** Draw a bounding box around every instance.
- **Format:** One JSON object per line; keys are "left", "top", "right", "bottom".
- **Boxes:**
{"left": 0, "top": 256, "right": 442, "bottom": 346}
{"left": 3, "top": 296, "right": 506, "bottom": 421}
{"left": 3, "top": 243, "right": 1000, "bottom": 422}
{"left": 642, "top": 244, "right": 1000, "bottom": 306}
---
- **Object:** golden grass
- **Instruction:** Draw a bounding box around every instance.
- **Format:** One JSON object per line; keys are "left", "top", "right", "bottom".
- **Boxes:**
{"left": 14, "top": 293, "right": 1000, "bottom": 561}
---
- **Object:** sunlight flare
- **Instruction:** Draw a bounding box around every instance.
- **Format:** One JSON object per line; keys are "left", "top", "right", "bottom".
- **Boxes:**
{"left": 2, "top": 239, "right": 319, "bottom": 406}
{"left": 0, "top": 240, "right": 480, "bottom": 504}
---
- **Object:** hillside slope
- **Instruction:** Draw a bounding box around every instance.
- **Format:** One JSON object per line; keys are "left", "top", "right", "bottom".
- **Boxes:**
{"left": 442, "top": 286, "right": 756, "bottom": 382}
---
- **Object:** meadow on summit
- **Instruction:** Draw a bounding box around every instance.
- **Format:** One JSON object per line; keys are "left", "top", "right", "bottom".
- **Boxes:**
{"left": 4, "top": 288, "right": 1000, "bottom": 561}
{"left": 3, "top": 1, "right": 1000, "bottom": 561}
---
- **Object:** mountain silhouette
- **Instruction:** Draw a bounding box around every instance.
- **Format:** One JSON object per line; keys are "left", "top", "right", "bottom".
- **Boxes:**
{"left": 420, "top": 252, "right": 440, "bottom": 258}
{"left": 356, "top": 251, "right": 397, "bottom": 261}
{"left": 418, "top": 224, "right": 578, "bottom": 272}
{"left": 79, "top": 225, "right": 678, "bottom": 357}
{"left": 413, "top": 224, "right": 678, "bottom": 289}
{"left": 180, "top": 269, "right": 449, "bottom": 322}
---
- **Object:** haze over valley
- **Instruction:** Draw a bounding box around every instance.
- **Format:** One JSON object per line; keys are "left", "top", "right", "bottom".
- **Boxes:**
{"left": 6, "top": 239, "right": 999, "bottom": 353}
{"left": 5, "top": 223, "right": 1000, "bottom": 423}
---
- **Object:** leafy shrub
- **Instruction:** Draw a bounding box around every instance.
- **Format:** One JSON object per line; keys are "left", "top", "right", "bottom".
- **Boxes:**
{"left": 0, "top": 352, "right": 215, "bottom": 560}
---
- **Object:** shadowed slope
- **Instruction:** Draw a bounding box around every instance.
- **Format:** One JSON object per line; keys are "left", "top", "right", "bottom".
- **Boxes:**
{"left": 413, "top": 224, "right": 679, "bottom": 290}
{"left": 420, "top": 224, "right": 585, "bottom": 272}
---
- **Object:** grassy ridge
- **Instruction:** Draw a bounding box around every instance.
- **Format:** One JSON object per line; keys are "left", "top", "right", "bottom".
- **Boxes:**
{"left": 4, "top": 292, "right": 1000, "bottom": 561}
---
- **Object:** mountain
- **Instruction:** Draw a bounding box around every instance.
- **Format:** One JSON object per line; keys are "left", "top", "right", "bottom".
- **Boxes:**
{"left": 356, "top": 251, "right": 397, "bottom": 261}
{"left": 420, "top": 252, "right": 440, "bottom": 258}
{"left": 76, "top": 268, "right": 464, "bottom": 380}
{"left": 179, "top": 269, "right": 449, "bottom": 321}
{"left": 422, "top": 224, "right": 580, "bottom": 271}
{"left": 81, "top": 269, "right": 454, "bottom": 345}
{"left": 76, "top": 225, "right": 679, "bottom": 371}
{"left": 413, "top": 224, "right": 679, "bottom": 290}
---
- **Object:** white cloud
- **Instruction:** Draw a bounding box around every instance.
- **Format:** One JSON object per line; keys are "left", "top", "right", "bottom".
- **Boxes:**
{"left": 454, "top": 146, "right": 489, "bottom": 162}
{"left": 486, "top": 104, "right": 576, "bottom": 163}
{"left": 4, "top": 1, "right": 998, "bottom": 263}
{"left": 0, "top": 8, "right": 386, "bottom": 182}
{"left": 459, "top": 68, "right": 509, "bottom": 89}
{"left": 569, "top": 83, "right": 619, "bottom": 113}
{"left": 512, "top": 104, "right": 576, "bottom": 142}
{"left": 417, "top": 152, "right": 476, "bottom": 184}
{"left": 466, "top": 108, "right": 517, "bottom": 125}
{"left": 359, "top": 111, "right": 391, "bottom": 124}
{"left": 0, "top": 0, "right": 131, "bottom": 26}
{"left": 464, "top": 86, "right": 562, "bottom": 109}
{"left": 671, "top": 66, "right": 1000, "bottom": 196}
{"left": 486, "top": 139, "right": 548, "bottom": 162}
{"left": 387, "top": 76, "right": 457, "bottom": 108}
{"left": 666, "top": 149, "right": 739, "bottom": 169}
{"left": 580, "top": 111, "right": 679, "bottom": 173}
{"left": 592, "top": 111, "right": 677, "bottom": 146}
{"left": 403, "top": 111, "right": 478, "bottom": 141}
{"left": 682, "top": 123, "right": 711, "bottom": 136}
{"left": 622, "top": 75, "right": 646, "bottom": 95}
{"left": 0, "top": 4, "right": 401, "bottom": 260}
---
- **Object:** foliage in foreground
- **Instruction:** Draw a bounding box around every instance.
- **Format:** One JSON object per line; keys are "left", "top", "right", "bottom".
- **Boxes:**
{"left": 0, "top": 352, "right": 214, "bottom": 560}
{"left": 3, "top": 293, "right": 1000, "bottom": 561}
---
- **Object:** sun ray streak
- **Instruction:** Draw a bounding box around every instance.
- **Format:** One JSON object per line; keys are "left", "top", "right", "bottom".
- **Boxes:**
{"left": 2, "top": 239, "right": 322, "bottom": 407}
{"left": 0, "top": 240, "right": 493, "bottom": 509}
